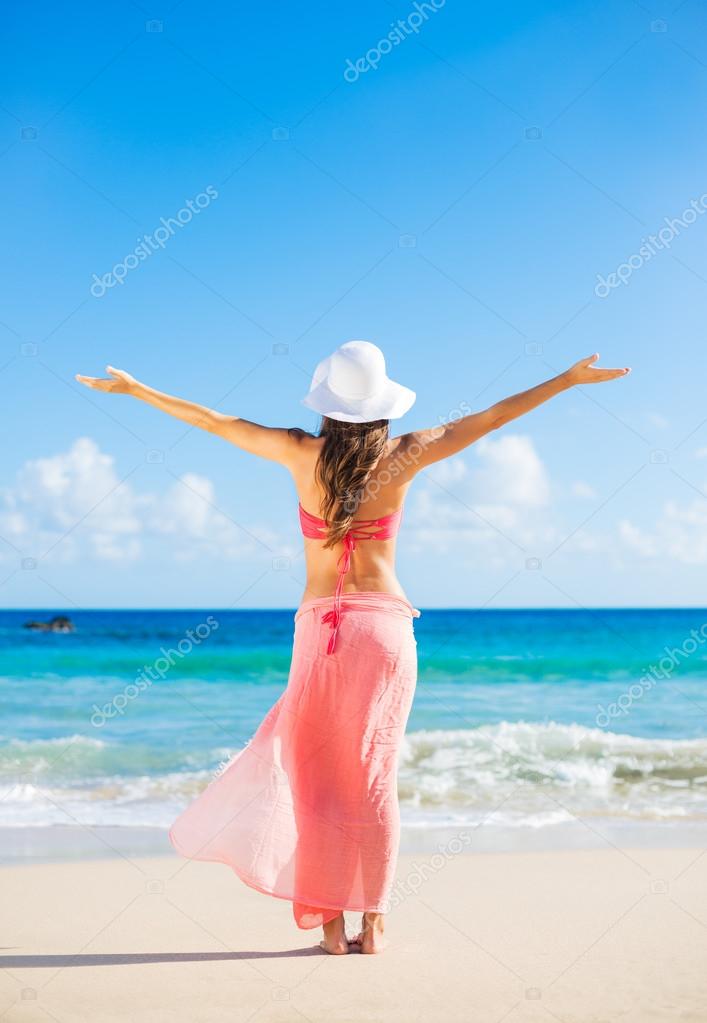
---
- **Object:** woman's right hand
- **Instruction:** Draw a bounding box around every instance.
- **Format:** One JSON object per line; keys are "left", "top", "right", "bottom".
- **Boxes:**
{"left": 75, "top": 366, "right": 138, "bottom": 394}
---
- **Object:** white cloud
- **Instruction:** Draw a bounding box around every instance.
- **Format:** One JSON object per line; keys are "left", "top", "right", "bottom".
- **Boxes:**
{"left": 409, "top": 433, "right": 553, "bottom": 556}
{"left": 8, "top": 433, "right": 704, "bottom": 585}
{"left": 408, "top": 435, "right": 683, "bottom": 572}
{"left": 618, "top": 519, "right": 657, "bottom": 558}
{"left": 571, "top": 480, "right": 598, "bottom": 500}
{"left": 150, "top": 471, "right": 284, "bottom": 562}
{"left": 619, "top": 494, "right": 707, "bottom": 565}
{"left": 14, "top": 436, "right": 142, "bottom": 538}
{"left": 427, "top": 456, "right": 467, "bottom": 485}
{"left": 0, "top": 438, "right": 282, "bottom": 564}
{"left": 152, "top": 472, "right": 216, "bottom": 540}
{"left": 647, "top": 412, "right": 669, "bottom": 430}
{"left": 471, "top": 434, "right": 550, "bottom": 509}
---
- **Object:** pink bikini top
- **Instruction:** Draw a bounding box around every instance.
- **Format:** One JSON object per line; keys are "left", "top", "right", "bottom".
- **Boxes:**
{"left": 299, "top": 502, "right": 403, "bottom": 654}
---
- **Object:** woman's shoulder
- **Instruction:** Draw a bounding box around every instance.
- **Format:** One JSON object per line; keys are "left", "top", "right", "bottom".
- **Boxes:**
{"left": 287, "top": 428, "right": 323, "bottom": 447}
{"left": 286, "top": 429, "right": 324, "bottom": 469}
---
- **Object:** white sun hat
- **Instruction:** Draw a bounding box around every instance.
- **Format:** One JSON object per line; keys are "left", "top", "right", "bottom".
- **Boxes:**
{"left": 301, "top": 340, "right": 416, "bottom": 423}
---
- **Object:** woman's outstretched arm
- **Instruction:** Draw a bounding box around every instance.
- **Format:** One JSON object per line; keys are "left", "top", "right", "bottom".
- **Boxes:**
{"left": 401, "top": 354, "right": 631, "bottom": 470}
{"left": 75, "top": 366, "right": 305, "bottom": 465}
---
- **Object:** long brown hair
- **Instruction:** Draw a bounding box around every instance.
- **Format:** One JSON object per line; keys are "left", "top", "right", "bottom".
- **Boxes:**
{"left": 315, "top": 417, "right": 389, "bottom": 548}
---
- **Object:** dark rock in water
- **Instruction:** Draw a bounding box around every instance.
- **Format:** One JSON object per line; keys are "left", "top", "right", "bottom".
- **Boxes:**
{"left": 23, "top": 615, "right": 75, "bottom": 633}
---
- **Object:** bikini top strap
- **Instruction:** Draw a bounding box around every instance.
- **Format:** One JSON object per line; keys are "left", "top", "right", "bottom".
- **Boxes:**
{"left": 298, "top": 503, "right": 402, "bottom": 541}
{"left": 298, "top": 503, "right": 404, "bottom": 653}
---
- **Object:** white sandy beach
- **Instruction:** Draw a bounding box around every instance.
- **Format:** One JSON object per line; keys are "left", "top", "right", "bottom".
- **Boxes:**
{"left": 2, "top": 845, "right": 707, "bottom": 1023}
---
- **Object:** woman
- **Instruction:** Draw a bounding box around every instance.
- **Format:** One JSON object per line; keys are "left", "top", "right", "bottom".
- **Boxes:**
{"left": 77, "top": 341, "right": 629, "bottom": 954}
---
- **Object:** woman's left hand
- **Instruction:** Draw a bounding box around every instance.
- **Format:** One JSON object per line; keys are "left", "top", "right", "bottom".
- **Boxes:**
{"left": 563, "top": 354, "right": 631, "bottom": 386}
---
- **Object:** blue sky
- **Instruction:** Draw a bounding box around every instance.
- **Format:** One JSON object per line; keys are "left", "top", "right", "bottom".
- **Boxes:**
{"left": 2, "top": 0, "right": 707, "bottom": 609}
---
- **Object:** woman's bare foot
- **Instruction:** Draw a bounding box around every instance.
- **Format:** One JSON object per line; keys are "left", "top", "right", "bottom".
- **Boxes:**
{"left": 351, "top": 911, "right": 387, "bottom": 954}
{"left": 319, "top": 913, "right": 349, "bottom": 955}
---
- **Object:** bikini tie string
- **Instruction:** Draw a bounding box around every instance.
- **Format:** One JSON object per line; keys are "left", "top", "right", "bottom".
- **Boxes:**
{"left": 321, "top": 533, "right": 356, "bottom": 654}
{"left": 299, "top": 503, "right": 403, "bottom": 656}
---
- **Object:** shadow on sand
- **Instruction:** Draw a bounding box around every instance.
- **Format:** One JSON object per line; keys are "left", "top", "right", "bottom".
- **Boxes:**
{"left": 0, "top": 948, "right": 325, "bottom": 967}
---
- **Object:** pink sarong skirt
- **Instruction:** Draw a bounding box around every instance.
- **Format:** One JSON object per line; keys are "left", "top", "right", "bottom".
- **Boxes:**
{"left": 169, "top": 591, "right": 419, "bottom": 929}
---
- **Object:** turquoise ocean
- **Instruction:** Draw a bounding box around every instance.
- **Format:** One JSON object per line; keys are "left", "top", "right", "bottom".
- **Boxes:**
{"left": 2, "top": 609, "right": 707, "bottom": 842}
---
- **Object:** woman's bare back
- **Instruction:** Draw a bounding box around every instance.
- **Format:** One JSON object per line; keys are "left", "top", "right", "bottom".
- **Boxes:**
{"left": 290, "top": 434, "right": 416, "bottom": 604}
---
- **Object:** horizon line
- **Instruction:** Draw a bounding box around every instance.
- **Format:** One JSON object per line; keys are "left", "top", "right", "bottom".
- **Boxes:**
{"left": 4, "top": 606, "right": 707, "bottom": 614}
